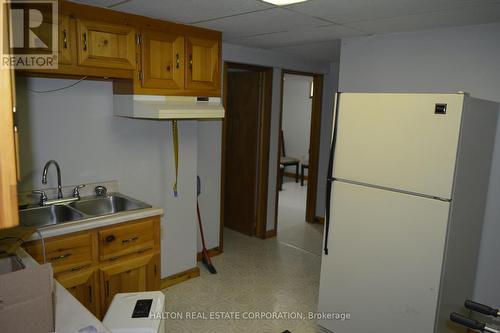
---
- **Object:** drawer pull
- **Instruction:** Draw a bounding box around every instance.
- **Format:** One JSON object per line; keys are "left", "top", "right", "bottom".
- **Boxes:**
{"left": 49, "top": 253, "right": 72, "bottom": 261}
{"left": 176, "top": 53, "right": 180, "bottom": 69}
{"left": 105, "top": 235, "right": 116, "bottom": 243}
{"left": 122, "top": 236, "right": 139, "bottom": 244}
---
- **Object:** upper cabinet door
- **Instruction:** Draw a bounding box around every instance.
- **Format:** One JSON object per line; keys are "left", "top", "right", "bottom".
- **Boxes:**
{"left": 141, "top": 30, "right": 184, "bottom": 90}
{"left": 58, "top": 15, "right": 74, "bottom": 65}
{"left": 76, "top": 19, "right": 136, "bottom": 70}
{"left": 185, "top": 36, "right": 220, "bottom": 93}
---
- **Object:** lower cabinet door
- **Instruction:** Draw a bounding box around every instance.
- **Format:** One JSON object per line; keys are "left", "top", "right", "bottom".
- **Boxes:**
{"left": 100, "top": 252, "right": 160, "bottom": 311}
{"left": 56, "top": 266, "right": 100, "bottom": 318}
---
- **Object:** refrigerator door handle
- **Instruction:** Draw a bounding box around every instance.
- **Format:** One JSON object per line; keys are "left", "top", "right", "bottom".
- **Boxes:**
{"left": 324, "top": 93, "right": 341, "bottom": 255}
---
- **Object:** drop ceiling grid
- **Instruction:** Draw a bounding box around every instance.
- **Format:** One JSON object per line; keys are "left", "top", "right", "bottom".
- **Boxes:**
{"left": 225, "top": 24, "right": 365, "bottom": 48}
{"left": 69, "top": 0, "right": 500, "bottom": 62}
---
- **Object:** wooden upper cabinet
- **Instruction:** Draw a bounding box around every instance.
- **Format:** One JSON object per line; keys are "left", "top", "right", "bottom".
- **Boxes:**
{"left": 76, "top": 19, "right": 136, "bottom": 70}
{"left": 140, "top": 29, "right": 184, "bottom": 90}
{"left": 185, "top": 36, "right": 220, "bottom": 93}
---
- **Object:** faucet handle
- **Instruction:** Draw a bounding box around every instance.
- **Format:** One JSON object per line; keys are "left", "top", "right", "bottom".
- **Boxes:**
{"left": 95, "top": 185, "right": 107, "bottom": 197}
{"left": 72, "top": 184, "right": 86, "bottom": 199}
{"left": 32, "top": 190, "right": 48, "bottom": 206}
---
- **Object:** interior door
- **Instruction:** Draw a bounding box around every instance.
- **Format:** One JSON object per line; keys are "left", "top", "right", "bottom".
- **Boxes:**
{"left": 318, "top": 180, "right": 450, "bottom": 333}
{"left": 224, "top": 71, "right": 262, "bottom": 236}
{"left": 141, "top": 29, "right": 184, "bottom": 90}
{"left": 333, "top": 93, "right": 464, "bottom": 199}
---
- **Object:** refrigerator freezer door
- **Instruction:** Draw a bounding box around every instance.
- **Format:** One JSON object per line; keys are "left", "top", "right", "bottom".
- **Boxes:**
{"left": 318, "top": 181, "right": 450, "bottom": 333}
{"left": 333, "top": 93, "right": 464, "bottom": 200}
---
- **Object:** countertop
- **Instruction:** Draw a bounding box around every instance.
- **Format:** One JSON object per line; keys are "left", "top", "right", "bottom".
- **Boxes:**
{"left": 16, "top": 248, "right": 111, "bottom": 333}
{"left": 28, "top": 206, "right": 164, "bottom": 240}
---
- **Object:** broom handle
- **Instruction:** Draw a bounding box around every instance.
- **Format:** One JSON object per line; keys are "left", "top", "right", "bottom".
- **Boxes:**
{"left": 196, "top": 200, "right": 212, "bottom": 264}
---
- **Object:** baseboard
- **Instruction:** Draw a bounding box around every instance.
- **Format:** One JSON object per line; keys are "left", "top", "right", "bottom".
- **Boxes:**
{"left": 265, "top": 229, "right": 277, "bottom": 238}
{"left": 315, "top": 216, "right": 325, "bottom": 224}
{"left": 161, "top": 266, "right": 200, "bottom": 289}
{"left": 283, "top": 171, "right": 308, "bottom": 180}
{"left": 197, "top": 246, "right": 223, "bottom": 261}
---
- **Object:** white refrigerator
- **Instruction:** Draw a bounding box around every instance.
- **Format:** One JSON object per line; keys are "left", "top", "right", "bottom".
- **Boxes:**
{"left": 318, "top": 93, "right": 499, "bottom": 333}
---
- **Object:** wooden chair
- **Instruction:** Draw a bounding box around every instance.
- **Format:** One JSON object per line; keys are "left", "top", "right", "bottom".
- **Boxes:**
{"left": 280, "top": 130, "right": 300, "bottom": 183}
{"left": 279, "top": 164, "right": 284, "bottom": 190}
{"left": 301, "top": 162, "right": 308, "bottom": 186}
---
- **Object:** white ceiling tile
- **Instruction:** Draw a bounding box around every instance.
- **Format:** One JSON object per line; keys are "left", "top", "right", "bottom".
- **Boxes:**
{"left": 227, "top": 24, "right": 366, "bottom": 48}
{"left": 108, "top": 0, "right": 273, "bottom": 24}
{"left": 287, "top": 0, "right": 500, "bottom": 24}
{"left": 70, "top": 0, "right": 126, "bottom": 7}
{"left": 194, "top": 8, "right": 328, "bottom": 37}
{"left": 345, "top": 4, "right": 500, "bottom": 34}
{"left": 274, "top": 40, "right": 342, "bottom": 62}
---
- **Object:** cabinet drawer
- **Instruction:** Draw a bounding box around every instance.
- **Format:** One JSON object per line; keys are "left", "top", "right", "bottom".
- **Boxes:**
{"left": 24, "top": 232, "right": 95, "bottom": 274}
{"left": 99, "top": 219, "right": 155, "bottom": 261}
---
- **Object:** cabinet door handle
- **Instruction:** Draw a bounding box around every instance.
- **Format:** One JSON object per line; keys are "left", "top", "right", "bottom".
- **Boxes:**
{"left": 83, "top": 32, "right": 87, "bottom": 51}
{"left": 189, "top": 54, "right": 192, "bottom": 70}
{"left": 49, "top": 253, "right": 72, "bottom": 261}
{"left": 63, "top": 29, "right": 68, "bottom": 49}
{"left": 70, "top": 264, "right": 90, "bottom": 272}
{"left": 122, "top": 236, "right": 139, "bottom": 244}
{"left": 176, "top": 53, "right": 180, "bottom": 69}
{"left": 106, "top": 281, "right": 110, "bottom": 297}
{"left": 88, "top": 285, "right": 92, "bottom": 303}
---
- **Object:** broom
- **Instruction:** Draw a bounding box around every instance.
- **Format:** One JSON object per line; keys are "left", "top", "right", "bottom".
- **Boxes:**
{"left": 197, "top": 176, "right": 217, "bottom": 274}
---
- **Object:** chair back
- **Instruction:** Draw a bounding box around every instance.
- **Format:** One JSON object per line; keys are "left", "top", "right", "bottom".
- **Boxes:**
{"left": 280, "top": 130, "right": 287, "bottom": 157}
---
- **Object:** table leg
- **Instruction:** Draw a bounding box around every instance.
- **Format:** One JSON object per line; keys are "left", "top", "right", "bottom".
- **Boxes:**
{"left": 295, "top": 163, "right": 299, "bottom": 183}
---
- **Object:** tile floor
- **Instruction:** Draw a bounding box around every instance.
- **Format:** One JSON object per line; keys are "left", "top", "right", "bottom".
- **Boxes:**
{"left": 163, "top": 179, "right": 325, "bottom": 333}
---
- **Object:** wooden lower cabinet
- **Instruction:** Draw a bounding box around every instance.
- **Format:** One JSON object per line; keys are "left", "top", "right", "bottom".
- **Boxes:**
{"left": 100, "top": 252, "right": 160, "bottom": 310}
{"left": 57, "top": 266, "right": 100, "bottom": 317}
{"left": 23, "top": 216, "right": 161, "bottom": 319}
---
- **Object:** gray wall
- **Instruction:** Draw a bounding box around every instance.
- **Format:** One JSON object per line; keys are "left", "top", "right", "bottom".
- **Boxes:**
{"left": 16, "top": 42, "right": 339, "bottom": 278}
{"left": 282, "top": 74, "right": 313, "bottom": 174}
{"left": 16, "top": 78, "right": 198, "bottom": 278}
{"left": 338, "top": 22, "right": 500, "bottom": 304}
{"left": 197, "top": 42, "right": 338, "bottom": 234}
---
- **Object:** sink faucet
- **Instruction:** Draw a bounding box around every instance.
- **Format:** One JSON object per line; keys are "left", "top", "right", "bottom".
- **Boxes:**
{"left": 42, "top": 160, "right": 63, "bottom": 199}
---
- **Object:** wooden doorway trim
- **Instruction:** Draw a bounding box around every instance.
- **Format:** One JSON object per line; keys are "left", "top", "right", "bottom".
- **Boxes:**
{"left": 220, "top": 62, "right": 273, "bottom": 243}
{"left": 274, "top": 69, "right": 324, "bottom": 231}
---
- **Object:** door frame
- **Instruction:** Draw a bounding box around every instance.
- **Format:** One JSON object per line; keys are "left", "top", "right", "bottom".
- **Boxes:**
{"left": 220, "top": 62, "right": 274, "bottom": 243}
{"left": 274, "top": 69, "right": 324, "bottom": 230}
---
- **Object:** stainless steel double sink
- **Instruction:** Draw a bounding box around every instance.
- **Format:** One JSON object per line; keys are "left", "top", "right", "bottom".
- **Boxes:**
{"left": 19, "top": 194, "right": 152, "bottom": 228}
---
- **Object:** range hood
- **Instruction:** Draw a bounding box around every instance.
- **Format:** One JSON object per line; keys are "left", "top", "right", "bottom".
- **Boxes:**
{"left": 114, "top": 95, "right": 225, "bottom": 120}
